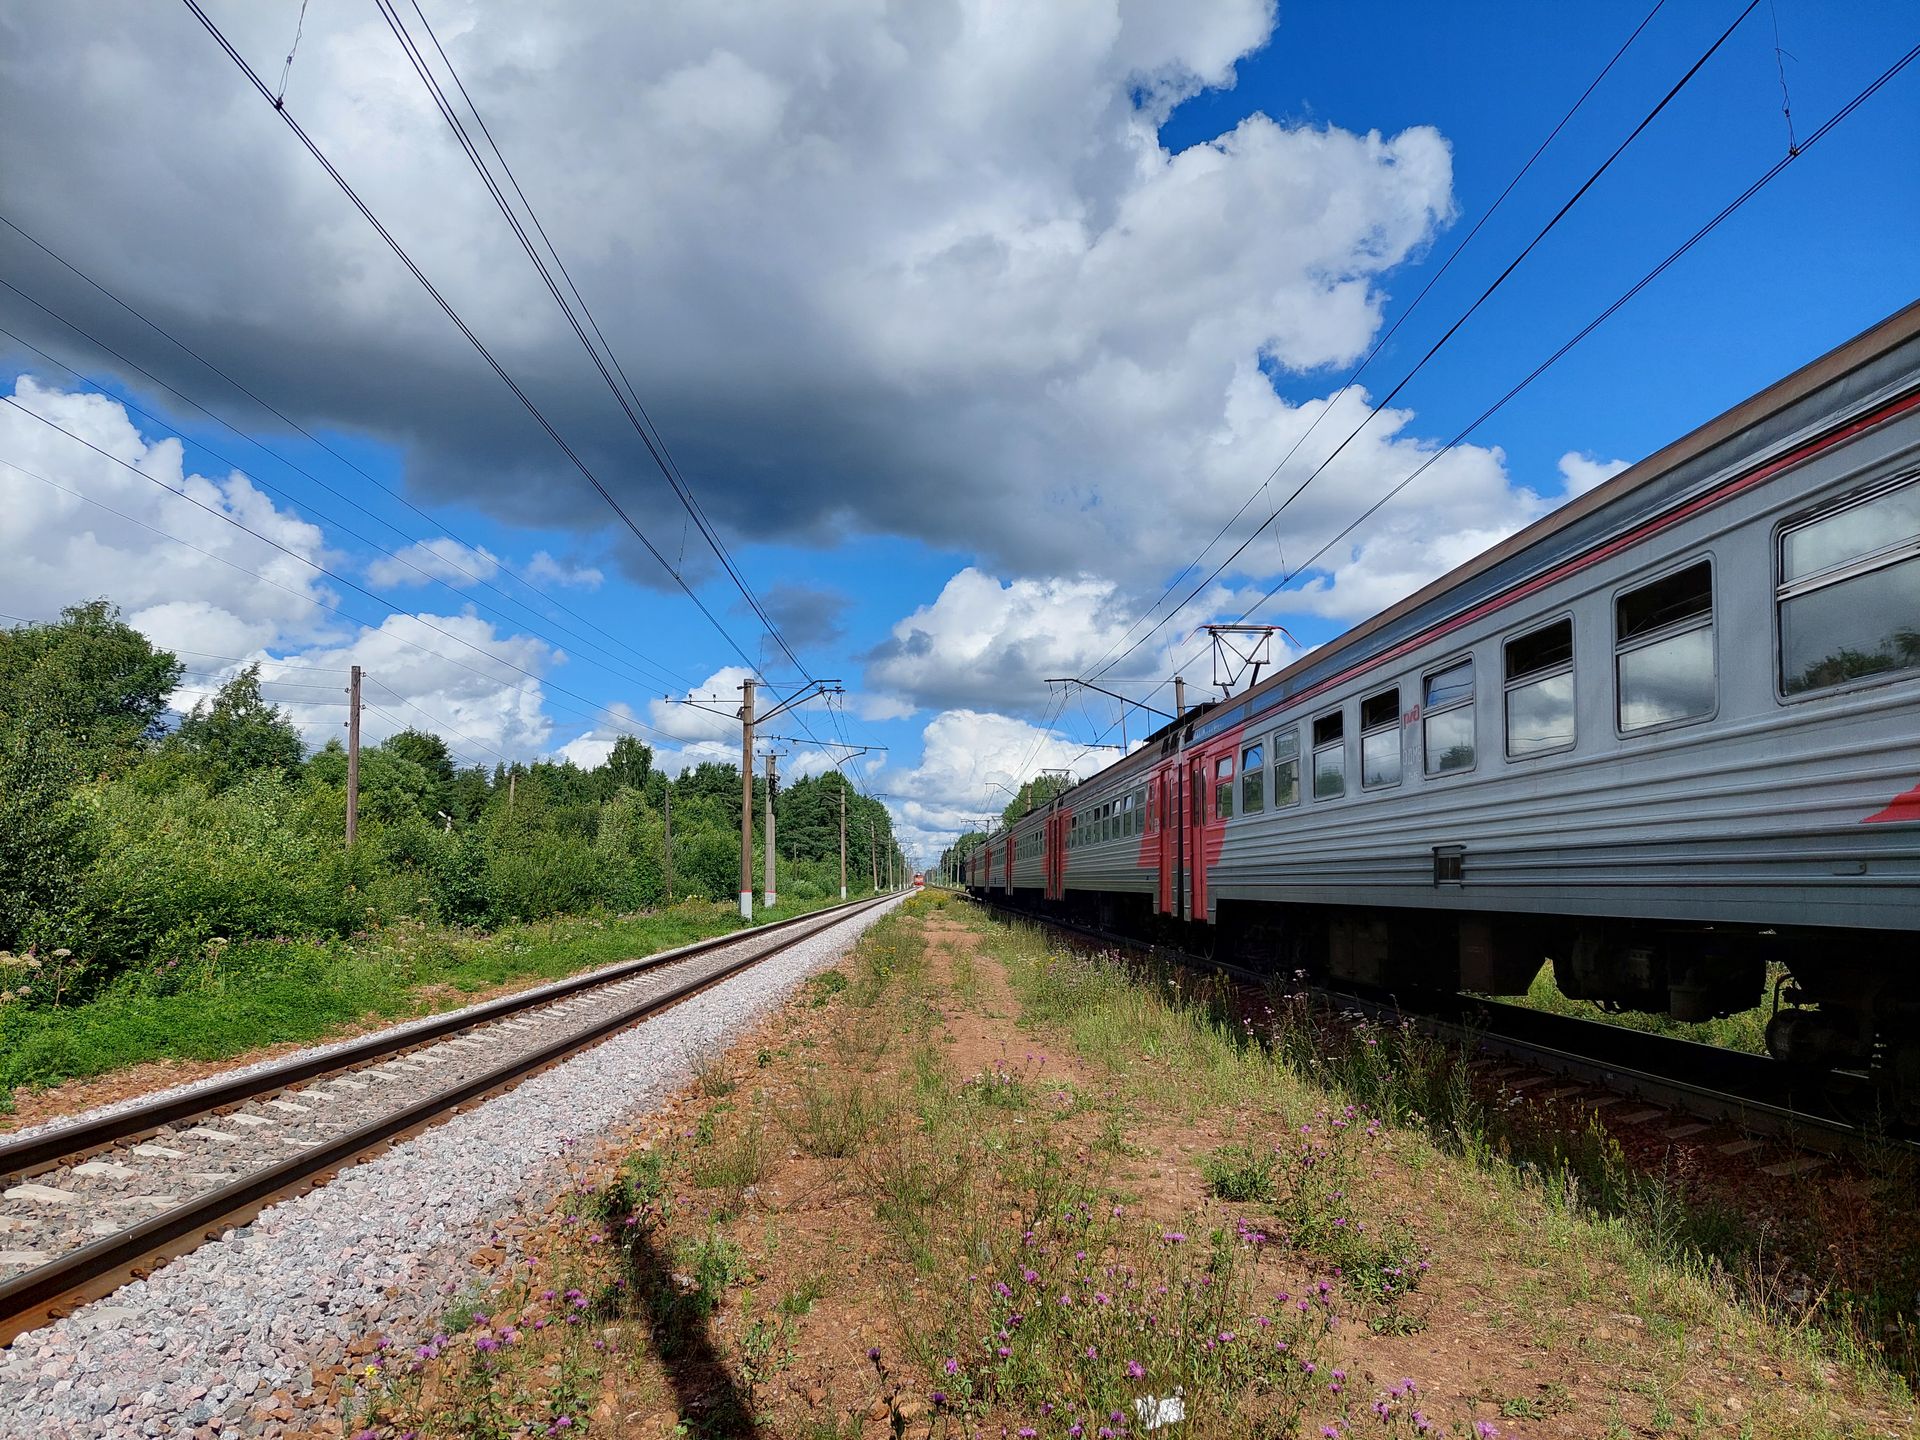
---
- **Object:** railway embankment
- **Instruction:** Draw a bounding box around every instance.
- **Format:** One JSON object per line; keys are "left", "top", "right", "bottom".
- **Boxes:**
{"left": 0, "top": 897, "right": 905, "bottom": 1438}
{"left": 337, "top": 892, "right": 1917, "bottom": 1439}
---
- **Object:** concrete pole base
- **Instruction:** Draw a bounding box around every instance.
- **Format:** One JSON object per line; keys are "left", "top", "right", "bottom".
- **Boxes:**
{"left": 739, "top": 892, "right": 753, "bottom": 920}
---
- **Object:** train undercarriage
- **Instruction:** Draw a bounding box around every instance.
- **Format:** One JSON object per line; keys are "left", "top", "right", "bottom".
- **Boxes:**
{"left": 980, "top": 884, "right": 1920, "bottom": 1126}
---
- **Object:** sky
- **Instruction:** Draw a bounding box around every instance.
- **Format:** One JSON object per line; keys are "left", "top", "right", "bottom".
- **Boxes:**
{"left": 0, "top": 0, "right": 1914, "bottom": 866}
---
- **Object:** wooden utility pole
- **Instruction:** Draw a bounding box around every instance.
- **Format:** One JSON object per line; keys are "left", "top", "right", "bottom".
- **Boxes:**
{"left": 869, "top": 823, "right": 878, "bottom": 893}
{"left": 663, "top": 788, "right": 674, "bottom": 902}
{"left": 738, "top": 679, "right": 756, "bottom": 920}
{"left": 345, "top": 664, "right": 362, "bottom": 846}
{"left": 763, "top": 750, "right": 778, "bottom": 910}
{"left": 838, "top": 778, "right": 847, "bottom": 900}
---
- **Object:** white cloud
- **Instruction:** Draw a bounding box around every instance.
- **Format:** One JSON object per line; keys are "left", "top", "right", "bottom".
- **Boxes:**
{"left": 366, "top": 536, "right": 500, "bottom": 588}
{"left": 876, "top": 708, "right": 1089, "bottom": 855}
{"left": 0, "top": 0, "right": 1459, "bottom": 590}
{"left": 867, "top": 568, "right": 1187, "bottom": 714}
{"left": 525, "top": 550, "right": 604, "bottom": 590}
{"left": 1557, "top": 450, "right": 1631, "bottom": 498}
{"left": 0, "top": 376, "right": 337, "bottom": 658}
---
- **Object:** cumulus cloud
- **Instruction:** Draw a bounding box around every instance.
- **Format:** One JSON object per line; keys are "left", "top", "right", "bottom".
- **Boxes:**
{"left": 866, "top": 568, "right": 1187, "bottom": 715}
{"left": 0, "top": 376, "right": 578, "bottom": 763}
{"left": 0, "top": 375, "right": 337, "bottom": 657}
{"left": 877, "top": 707, "right": 1091, "bottom": 855}
{"left": 0, "top": 0, "right": 1457, "bottom": 592}
{"left": 1557, "top": 450, "right": 1631, "bottom": 498}
{"left": 366, "top": 536, "right": 500, "bottom": 588}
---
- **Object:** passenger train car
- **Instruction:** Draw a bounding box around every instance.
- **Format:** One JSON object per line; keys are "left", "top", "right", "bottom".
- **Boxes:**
{"left": 966, "top": 303, "right": 1920, "bottom": 1118}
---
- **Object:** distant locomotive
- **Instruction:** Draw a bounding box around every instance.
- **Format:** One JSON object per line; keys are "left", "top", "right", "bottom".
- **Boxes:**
{"left": 966, "top": 303, "right": 1920, "bottom": 1119}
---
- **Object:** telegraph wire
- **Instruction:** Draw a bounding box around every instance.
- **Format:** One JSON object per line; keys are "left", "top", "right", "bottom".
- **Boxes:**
{"left": 1077, "top": 0, "right": 1670, "bottom": 681}
{"left": 1084, "top": 0, "right": 1762, "bottom": 684}
{"left": 0, "top": 212, "right": 697, "bottom": 696}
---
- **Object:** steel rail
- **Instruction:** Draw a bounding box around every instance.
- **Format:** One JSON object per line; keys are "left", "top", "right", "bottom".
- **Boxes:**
{"left": 0, "top": 895, "right": 884, "bottom": 1179}
{"left": 0, "top": 894, "right": 897, "bottom": 1343}
{"left": 963, "top": 894, "right": 1913, "bottom": 1156}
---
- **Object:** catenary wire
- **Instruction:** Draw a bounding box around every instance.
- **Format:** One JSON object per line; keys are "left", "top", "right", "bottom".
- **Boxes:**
{"left": 1084, "top": 0, "right": 1762, "bottom": 685}
{"left": 1076, "top": 0, "right": 1670, "bottom": 681}
{"left": 1061, "top": 38, "right": 1920, "bottom": 768}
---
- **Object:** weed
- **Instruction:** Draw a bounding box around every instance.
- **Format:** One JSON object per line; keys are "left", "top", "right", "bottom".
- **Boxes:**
{"left": 782, "top": 1070, "right": 885, "bottom": 1158}
{"left": 778, "top": 1271, "right": 827, "bottom": 1316}
{"left": 687, "top": 1045, "right": 736, "bottom": 1098}
{"left": 1200, "top": 1139, "right": 1277, "bottom": 1202}
{"left": 689, "top": 1107, "right": 767, "bottom": 1214}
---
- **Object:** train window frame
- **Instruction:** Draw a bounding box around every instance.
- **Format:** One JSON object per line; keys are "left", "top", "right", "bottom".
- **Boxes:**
{"left": 1359, "top": 687, "right": 1402, "bottom": 790}
{"left": 1240, "top": 739, "right": 1265, "bottom": 814}
{"left": 1503, "top": 615, "right": 1576, "bottom": 761}
{"left": 1214, "top": 753, "right": 1235, "bottom": 820}
{"left": 1774, "top": 471, "right": 1920, "bottom": 701}
{"left": 1311, "top": 708, "right": 1346, "bottom": 800}
{"left": 1421, "top": 654, "right": 1476, "bottom": 777}
{"left": 1271, "top": 727, "right": 1302, "bottom": 808}
{"left": 1613, "top": 556, "right": 1718, "bottom": 737}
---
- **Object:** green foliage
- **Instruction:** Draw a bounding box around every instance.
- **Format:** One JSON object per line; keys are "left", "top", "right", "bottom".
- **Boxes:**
{"left": 166, "top": 665, "right": 304, "bottom": 792}
{"left": 0, "top": 600, "right": 181, "bottom": 777}
{"left": 0, "top": 722, "right": 99, "bottom": 952}
{"left": 0, "top": 604, "right": 909, "bottom": 1025}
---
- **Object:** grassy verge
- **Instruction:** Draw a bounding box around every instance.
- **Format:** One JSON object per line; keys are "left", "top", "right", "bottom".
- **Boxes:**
{"left": 0, "top": 892, "right": 853, "bottom": 1114}
{"left": 343, "top": 895, "right": 1915, "bottom": 1439}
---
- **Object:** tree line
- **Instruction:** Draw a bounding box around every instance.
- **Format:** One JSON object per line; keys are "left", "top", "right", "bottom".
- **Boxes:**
{"left": 0, "top": 602, "right": 903, "bottom": 1002}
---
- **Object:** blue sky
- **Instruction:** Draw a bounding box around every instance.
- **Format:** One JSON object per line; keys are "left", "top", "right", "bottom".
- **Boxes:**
{"left": 1, "top": 0, "right": 1914, "bottom": 862}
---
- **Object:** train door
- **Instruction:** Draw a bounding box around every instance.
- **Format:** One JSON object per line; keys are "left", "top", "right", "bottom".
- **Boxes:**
{"left": 1154, "top": 771, "right": 1173, "bottom": 915}
{"left": 1185, "top": 755, "right": 1208, "bottom": 921}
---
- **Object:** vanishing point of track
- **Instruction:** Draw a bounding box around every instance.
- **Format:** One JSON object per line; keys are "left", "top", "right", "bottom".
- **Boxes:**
{"left": 0, "top": 894, "right": 895, "bottom": 1345}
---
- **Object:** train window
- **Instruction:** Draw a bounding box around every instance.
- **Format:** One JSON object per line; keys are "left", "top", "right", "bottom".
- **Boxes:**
{"left": 1214, "top": 755, "right": 1235, "bottom": 820}
{"left": 1272, "top": 728, "right": 1301, "bottom": 807}
{"left": 1616, "top": 559, "right": 1715, "bottom": 732}
{"left": 1777, "top": 476, "right": 1920, "bottom": 695}
{"left": 1312, "top": 711, "right": 1345, "bottom": 799}
{"left": 1504, "top": 618, "right": 1575, "bottom": 758}
{"left": 1134, "top": 787, "right": 1147, "bottom": 833}
{"left": 1360, "top": 688, "right": 1402, "bottom": 789}
{"left": 1240, "top": 740, "right": 1265, "bottom": 814}
{"left": 1122, "top": 793, "right": 1136, "bottom": 838}
{"left": 1423, "top": 658, "right": 1475, "bottom": 775}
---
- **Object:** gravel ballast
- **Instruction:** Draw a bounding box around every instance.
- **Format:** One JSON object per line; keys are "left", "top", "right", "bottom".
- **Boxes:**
{"left": 0, "top": 895, "right": 907, "bottom": 1439}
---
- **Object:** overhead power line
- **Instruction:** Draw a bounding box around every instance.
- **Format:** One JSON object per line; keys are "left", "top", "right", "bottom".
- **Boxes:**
{"left": 1069, "top": 34, "right": 1920, "bottom": 755}
{"left": 1085, "top": 0, "right": 1761, "bottom": 685}
{"left": 1077, "top": 0, "right": 1670, "bottom": 682}
{"left": 379, "top": 0, "right": 817, "bottom": 689}
{"left": 0, "top": 212, "right": 695, "bottom": 696}
{"left": 177, "top": 0, "right": 769, "bottom": 685}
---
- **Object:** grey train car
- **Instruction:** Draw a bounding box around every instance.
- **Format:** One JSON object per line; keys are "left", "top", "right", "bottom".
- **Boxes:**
{"left": 967, "top": 303, "right": 1920, "bottom": 1117}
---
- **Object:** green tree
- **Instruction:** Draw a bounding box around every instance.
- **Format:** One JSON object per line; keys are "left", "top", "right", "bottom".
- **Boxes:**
{"left": 379, "top": 728, "right": 455, "bottom": 815}
{"left": 0, "top": 601, "right": 182, "bottom": 776}
{"left": 1001, "top": 772, "right": 1072, "bottom": 827}
{"left": 598, "top": 734, "right": 653, "bottom": 795}
{"left": 0, "top": 723, "right": 97, "bottom": 951}
{"left": 168, "top": 665, "right": 304, "bottom": 792}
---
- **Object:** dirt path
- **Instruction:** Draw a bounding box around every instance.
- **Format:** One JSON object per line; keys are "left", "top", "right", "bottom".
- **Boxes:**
{"left": 333, "top": 899, "right": 1915, "bottom": 1440}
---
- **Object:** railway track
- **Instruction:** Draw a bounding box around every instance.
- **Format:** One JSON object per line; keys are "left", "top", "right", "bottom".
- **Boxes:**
{"left": 964, "top": 894, "right": 1914, "bottom": 1167}
{"left": 0, "top": 894, "right": 896, "bottom": 1345}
